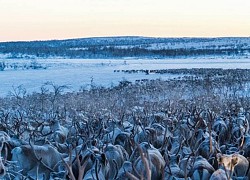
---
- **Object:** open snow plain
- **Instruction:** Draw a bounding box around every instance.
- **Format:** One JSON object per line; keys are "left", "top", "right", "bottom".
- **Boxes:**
{"left": 1, "top": 58, "right": 250, "bottom": 96}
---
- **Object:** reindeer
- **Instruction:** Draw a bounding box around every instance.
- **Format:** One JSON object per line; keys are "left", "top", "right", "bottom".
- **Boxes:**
{"left": 0, "top": 131, "right": 11, "bottom": 160}
{"left": 179, "top": 155, "right": 196, "bottom": 179}
{"left": 235, "top": 114, "right": 249, "bottom": 133}
{"left": 134, "top": 127, "right": 156, "bottom": 146}
{"left": 116, "top": 161, "right": 133, "bottom": 180}
{"left": 132, "top": 143, "right": 165, "bottom": 180}
{"left": 114, "top": 132, "right": 133, "bottom": 156}
{"left": 196, "top": 137, "right": 220, "bottom": 160}
{"left": 231, "top": 114, "right": 249, "bottom": 144}
{"left": 210, "top": 169, "right": 230, "bottom": 180}
{"left": 0, "top": 131, "right": 31, "bottom": 179}
{"left": 232, "top": 153, "right": 250, "bottom": 178}
{"left": 69, "top": 143, "right": 102, "bottom": 180}
{"left": 50, "top": 119, "right": 69, "bottom": 144}
{"left": 190, "top": 155, "right": 215, "bottom": 180}
{"left": 241, "top": 134, "right": 250, "bottom": 157}
{"left": 164, "top": 154, "right": 185, "bottom": 179}
{"left": 11, "top": 143, "right": 65, "bottom": 180}
{"left": 150, "top": 123, "right": 167, "bottom": 149}
{"left": 83, "top": 153, "right": 110, "bottom": 180}
{"left": 212, "top": 118, "right": 229, "bottom": 145}
{"left": 210, "top": 153, "right": 239, "bottom": 180}
{"left": 104, "top": 144, "right": 128, "bottom": 179}
{"left": 103, "top": 127, "right": 122, "bottom": 144}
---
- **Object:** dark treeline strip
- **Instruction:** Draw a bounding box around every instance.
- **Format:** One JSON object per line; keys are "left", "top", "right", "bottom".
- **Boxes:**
{"left": 0, "top": 37, "right": 249, "bottom": 58}
{"left": 0, "top": 46, "right": 249, "bottom": 59}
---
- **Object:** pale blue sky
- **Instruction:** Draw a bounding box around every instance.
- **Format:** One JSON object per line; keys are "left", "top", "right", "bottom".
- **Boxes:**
{"left": 0, "top": 0, "right": 250, "bottom": 41}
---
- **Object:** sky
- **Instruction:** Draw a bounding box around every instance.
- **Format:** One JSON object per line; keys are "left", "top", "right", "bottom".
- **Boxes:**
{"left": 0, "top": 0, "right": 250, "bottom": 42}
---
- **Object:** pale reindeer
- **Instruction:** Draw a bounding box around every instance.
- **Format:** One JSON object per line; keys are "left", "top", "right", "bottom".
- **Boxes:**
{"left": 232, "top": 153, "right": 250, "bottom": 178}
{"left": 51, "top": 119, "right": 69, "bottom": 144}
{"left": 210, "top": 153, "right": 239, "bottom": 180}
{"left": 11, "top": 143, "right": 65, "bottom": 180}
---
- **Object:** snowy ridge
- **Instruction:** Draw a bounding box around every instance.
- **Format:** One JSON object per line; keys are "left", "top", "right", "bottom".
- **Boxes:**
{"left": 0, "top": 36, "right": 250, "bottom": 59}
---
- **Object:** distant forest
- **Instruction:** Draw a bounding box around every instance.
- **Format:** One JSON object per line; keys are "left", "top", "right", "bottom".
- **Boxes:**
{"left": 0, "top": 36, "right": 250, "bottom": 59}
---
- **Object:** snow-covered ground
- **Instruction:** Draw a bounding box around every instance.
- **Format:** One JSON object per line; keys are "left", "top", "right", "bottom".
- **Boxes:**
{"left": 0, "top": 58, "right": 250, "bottom": 96}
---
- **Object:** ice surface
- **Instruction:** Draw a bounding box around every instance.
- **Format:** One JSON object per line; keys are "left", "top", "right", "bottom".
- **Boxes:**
{"left": 0, "top": 58, "right": 250, "bottom": 96}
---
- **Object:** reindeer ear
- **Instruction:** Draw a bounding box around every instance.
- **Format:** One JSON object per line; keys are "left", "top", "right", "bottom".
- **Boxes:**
{"left": 201, "top": 136, "right": 205, "bottom": 142}
{"left": 0, "top": 142, "right": 3, "bottom": 150}
{"left": 177, "top": 154, "right": 181, "bottom": 162}
{"left": 78, "top": 154, "right": 83, "bottom": 162}
{"left": 216, "top": 153, "right": 222, "bottom": 162}
{"left": 90, "top": 154, "right": 95, "bottom": 161}
{"left": 239, "top": 150, "right": 244, "bottom": 156}
{"left": 160, "top": 149, "right": 165, "bottom": 156}
{"left": 167, "top": 154, "right": 170, "bottom": 159}
{"left": 101, "top": 153, "right": 107, "bottom": 165}
{"left": 232, "top": 155, "right": 238, "bottom": 166}
{"left": 215, "top": 135, "right": 219, "bottom": 142}
{"left": 208, "top": 157, "right": 215, "bottom": 166}
{"left": 91, "top": 139, "right": 97, "bottom": 146}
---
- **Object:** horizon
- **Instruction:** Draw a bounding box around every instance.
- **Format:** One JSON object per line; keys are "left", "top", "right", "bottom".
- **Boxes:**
{"left": 1, "top": 0, "right": 250, "bottom": 42}
{"left": 1, "top": 35, "right": 250, "bottom": 43}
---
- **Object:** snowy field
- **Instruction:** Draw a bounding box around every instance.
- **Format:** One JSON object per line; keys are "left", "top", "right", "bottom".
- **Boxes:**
{"left": 0, "top": 58, "right": 250, "bottom": 96}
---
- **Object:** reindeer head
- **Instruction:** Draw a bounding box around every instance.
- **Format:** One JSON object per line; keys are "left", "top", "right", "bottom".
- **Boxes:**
{"left": 216, "top": 153, "right": 239, "bottom": 177}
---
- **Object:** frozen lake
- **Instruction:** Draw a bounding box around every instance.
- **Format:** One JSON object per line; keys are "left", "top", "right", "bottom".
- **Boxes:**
{"left": 0, "top": 58, "right": 250, "bottom": 96}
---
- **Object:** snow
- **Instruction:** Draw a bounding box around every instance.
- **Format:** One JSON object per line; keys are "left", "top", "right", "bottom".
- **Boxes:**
{"left": 1, "top": 37, "right": 250, "bottom": 59}
{"left": 1, "top": 58, "right": 250, "bottom": 96}
{"left": 146, "top": 38, "right": 250, "bottom": 50}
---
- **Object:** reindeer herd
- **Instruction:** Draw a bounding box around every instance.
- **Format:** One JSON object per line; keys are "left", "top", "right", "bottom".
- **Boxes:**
{"left": 1, "top": 69, "right": 250, "bottom": 179}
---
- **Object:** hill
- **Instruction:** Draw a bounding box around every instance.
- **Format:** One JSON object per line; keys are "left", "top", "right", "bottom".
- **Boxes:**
{"left": 0, "top": 36, "right": 250, "bottom": 59}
